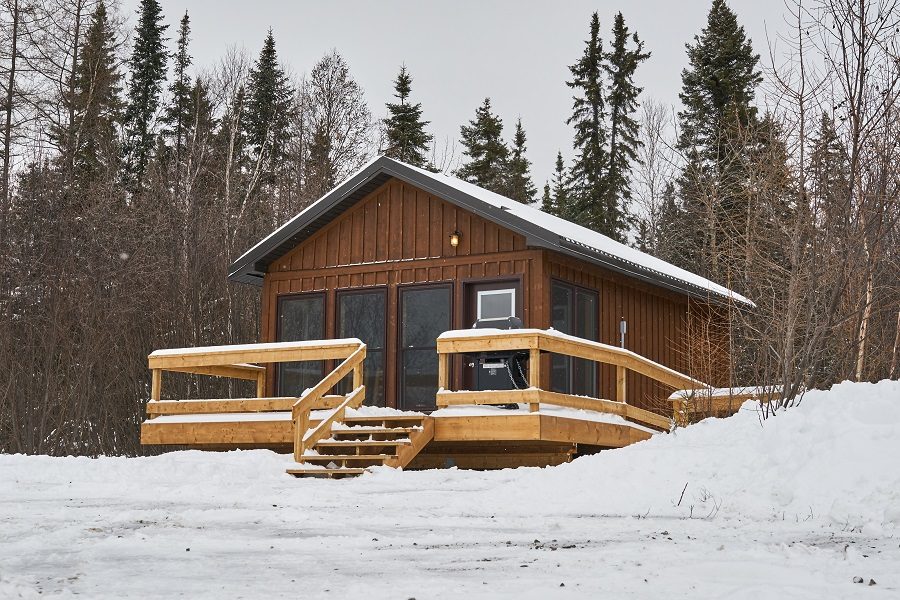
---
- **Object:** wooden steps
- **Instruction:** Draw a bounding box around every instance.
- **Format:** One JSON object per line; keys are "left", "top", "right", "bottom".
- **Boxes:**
{"left": 288, "top": 414, "right": 434, "bottom": 478}
{"left": 284, "top": 467, "right": 367, "bottom": 479}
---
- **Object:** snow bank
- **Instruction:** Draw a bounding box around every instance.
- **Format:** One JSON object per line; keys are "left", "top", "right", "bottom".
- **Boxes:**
{"left": 481, "top": 379, "right": 900, "bottom": 529}
{"left": 1, "top": 381, "right": 898, "bottom": 598}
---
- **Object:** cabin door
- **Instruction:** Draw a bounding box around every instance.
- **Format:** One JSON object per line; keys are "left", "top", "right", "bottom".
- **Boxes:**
{"left": 336, "top": 288, "right": 387, "bottom": 406}
{"left": 398, "top": 284, "right": 452, "bottom": 412}
{"left": 463, "top": 280, "right": 522, "bottom": 391}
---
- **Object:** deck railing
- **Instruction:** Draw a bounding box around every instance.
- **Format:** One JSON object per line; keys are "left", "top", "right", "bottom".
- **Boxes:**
{"left": 146, "top": 339, "right": 367, "bottom": 459}
{"left": 435, "top": 329, "right": 710, "bottom": 431}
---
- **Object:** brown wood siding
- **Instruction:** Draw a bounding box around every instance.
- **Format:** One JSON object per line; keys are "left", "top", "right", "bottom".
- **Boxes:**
{"left": 269, "top": 179, "right": 527, "bottom": 273}
{"left": 261, "top": 178, "right": 538, "bottom": 405}
{"left": 541, "top": 251, "right": 731, "bottom": 415}
{"left": 258, "top": 177, "right": 731, "bottom": 415}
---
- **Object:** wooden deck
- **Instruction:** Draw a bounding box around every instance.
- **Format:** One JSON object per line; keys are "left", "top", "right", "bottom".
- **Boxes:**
{"left": 141, "top": 331, "right": 713, "bottom": 477}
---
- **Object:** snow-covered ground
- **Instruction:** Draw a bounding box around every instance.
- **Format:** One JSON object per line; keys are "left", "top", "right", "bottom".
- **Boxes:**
{"left": 2, "top": 380, "right": 898, "bottom": 599}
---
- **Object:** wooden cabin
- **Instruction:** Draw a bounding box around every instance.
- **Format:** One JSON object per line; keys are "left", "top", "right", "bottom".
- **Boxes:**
{"left": 141, "top": 156, "right": 753, "bottom": 477}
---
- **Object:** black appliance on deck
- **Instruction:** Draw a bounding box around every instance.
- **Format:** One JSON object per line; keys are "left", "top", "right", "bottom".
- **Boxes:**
{"left": 468, "top": 317, "right": 528, "bottom": 407}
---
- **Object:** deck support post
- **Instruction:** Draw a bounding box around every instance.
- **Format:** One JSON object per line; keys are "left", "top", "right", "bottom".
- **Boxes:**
{"left": 438, "top": 352, "right": 448, "bottom": 390}
{"left": 528, "top": 348, "right": 541, "bottom": 412}
{"left": 151, "top": 369, "right": 162, "bottom": 402}
{"left": 256, "top": 371, "right": 265, "bottom": 398}
{"left": 616, "top": 365, "right": 626, "bottom": 403}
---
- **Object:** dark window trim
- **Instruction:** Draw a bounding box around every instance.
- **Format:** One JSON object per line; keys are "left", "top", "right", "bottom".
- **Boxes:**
{"left": 276, "top": 291, "right": 327, "bottom": 340}
{"left": 550, "top": 278, "right": 600, "bottom": 395}
{"left": 461, "top": 275, "right": 525, "bottom": 327}
{"left": 396, "top": 281, "right": 454, "bottom": 411}
{"left": 334, "top": 285, "right": 389, "bottom": 349}
{"left": 335, "top": 286, "right": 389, "bottom": 405}
{"left": 275, "top": 291, "right": 327, "bottom": 397}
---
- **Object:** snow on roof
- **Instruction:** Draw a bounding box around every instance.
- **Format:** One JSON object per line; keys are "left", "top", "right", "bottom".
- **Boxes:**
{"left": 400, "top": 161, "right": 752, "bottom": 306}
{"left": 231, "top": 156, "right": 752, "bottom": 306}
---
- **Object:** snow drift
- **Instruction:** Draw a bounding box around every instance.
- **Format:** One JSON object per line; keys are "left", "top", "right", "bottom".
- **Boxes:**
{"left": 481, "top": 378, "right": 900, "bottom": 530}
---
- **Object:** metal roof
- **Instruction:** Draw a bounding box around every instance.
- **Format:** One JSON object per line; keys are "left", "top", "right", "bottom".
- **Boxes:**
{"left": 228, "top": 156, "right": 752, "bottom": 307}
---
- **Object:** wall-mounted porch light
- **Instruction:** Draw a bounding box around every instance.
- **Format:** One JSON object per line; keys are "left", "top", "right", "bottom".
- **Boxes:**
{"left": 449, "top": 230, "right": 461, "bottom": 248}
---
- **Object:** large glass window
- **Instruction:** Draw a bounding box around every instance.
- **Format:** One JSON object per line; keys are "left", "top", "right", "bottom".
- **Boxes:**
{"left": 550, "top": 281, "right": 598, "bottom": 397}
{"left": 337, "top": 289, "right": 386, "bottom": 406}
{"left": 276, "top": 293, "right": 325, "bottom": 397}
{"left": 399, "top": 285, "right": 452, "bottom": 411}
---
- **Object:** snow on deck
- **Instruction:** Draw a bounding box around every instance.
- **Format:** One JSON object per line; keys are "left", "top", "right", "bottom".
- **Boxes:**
{"left": 668, "top": 385, "right": 784, "bottom": 400}
{"left": 431, "top": 404, "right": 658, "bottom": 434}
{"left": 149, "top": 337, "right": 363, "bottom": 357}
{"left": 3, "top": 380, "right": 898, "bottom": 598}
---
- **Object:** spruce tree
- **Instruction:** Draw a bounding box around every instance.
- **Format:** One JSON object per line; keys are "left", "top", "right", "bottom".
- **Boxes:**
{"left": 57, "top": 1, "right": 122, "bottom": 188}
{"left": 383, "top": 65, "right": 432, "bottom": 167}
{"left": 122, "top": 0, "right": 168, "bottom": 191}
{"left": 244, "top": 30, "right": 294, "bottom": 174}
{"left": 674, "top": 0, "right": 762, "bottom": 276}
{"left": 603, "top": 12, "right": 649, "bottom": 242}
{"left": 677, "top": 0, "right": 761, "bottom": 159}
{"left": 505, "top": 118, "right": 537, "bottom": 203}
{"left": 162, "top": 11, "right": 192, "bottom": 168}
{"left": 541, "top": 182, "right": 553, "bottom": 213}
{"left": 809, "top": 112, "right": 849, "bottom": 232}
{"left": 456, "top": 97, "right": 508, "bottom": 194}
{"left": 566, "top": 12, "right": 609, "bottom": 234}
{"left": 547, "top": 151, "right": 570, "bottom": 217}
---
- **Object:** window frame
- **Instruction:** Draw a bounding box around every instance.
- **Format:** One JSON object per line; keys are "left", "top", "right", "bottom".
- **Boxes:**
{"left": 476, "top": 288, "right": 517, "bottom": 322}
{"left": 396, "top": 281, "right": 454, "bottom": 411}
{"left": 335, "top": 286, "right": 389, "bottom": 406}
{"left": 549, "top": 279, "right": 600, "bottom": 396}
{"left": 274, "top": 291, "right": 327, "bottom": 397}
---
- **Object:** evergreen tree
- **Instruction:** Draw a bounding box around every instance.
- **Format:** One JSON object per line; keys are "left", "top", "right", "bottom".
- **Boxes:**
{"left": 456, "top": 97, "right": 508, "bottom": 194}
{"left": 244, "top": 30, "right": 294, "bottom": 175}
{"left": 677, "top": 0, "right": 761, "bottom": 159}
{"left": 674, "top": 0, "right": 762, "bottom": 276}
{"left": 541, "top": 182, "right": 552, "bottom": 213}
{"left": 603, "top": 12, "right": 649, "bottom": 242}
{"left": 162, "top": 11, "right": 192, "bottom": 168}
{"left": 383, "top": 65, "right": 432, "bottom": 166}
{"left": 122, "top": 0, "right": 168, "bottom": 191}
{"left": 505, "top": 118, "right": 537, "bottom": 203}
{"left": 809, "top": 112, "right": 849, "bottom": 232}
{"left": 57, "top": 1, "right": 122, "bottom": 189}
{"left": 547, "top": 151, "right": 570, "bottom": 217}
{"left": 566, "top": 12, "right": 609, "bottom": 234}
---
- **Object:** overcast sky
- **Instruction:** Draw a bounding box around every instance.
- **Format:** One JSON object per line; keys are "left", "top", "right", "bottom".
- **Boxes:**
{"left": 122, "top": 0, "right": 790, "bottom": 186}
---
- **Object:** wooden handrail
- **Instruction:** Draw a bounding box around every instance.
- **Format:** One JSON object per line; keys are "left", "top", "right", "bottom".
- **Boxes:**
{"left": 298, "top": 386, "right": 366, "bottom": 458}
{"left": 292, "top": 344, "right": 367, "bottom": 461}
{"left": 436, "top": 328, "right": 710, "bottom": 428}
{"left": 437, "top": 329, "right": 707, "bottom": 393}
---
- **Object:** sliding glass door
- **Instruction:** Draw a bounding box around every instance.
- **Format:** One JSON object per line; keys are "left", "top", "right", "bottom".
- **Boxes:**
{"left": 398, "top": 285, "right": 452, "bottom": 411}
{"left": 336, "top": 289, "right": 386, "bottom": 406}
{"left": 276, "top": 293, "right": 325, "bottom": 396}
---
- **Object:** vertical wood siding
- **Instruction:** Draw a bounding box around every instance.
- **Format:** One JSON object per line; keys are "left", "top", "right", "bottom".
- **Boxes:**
{"left": 258, "top": 177, "right": 731, "bottom": 415}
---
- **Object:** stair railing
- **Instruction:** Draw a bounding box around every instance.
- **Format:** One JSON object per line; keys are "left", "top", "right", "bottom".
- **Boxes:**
{"left": 292, "top": 344, "right": 367, "bottom": 462}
